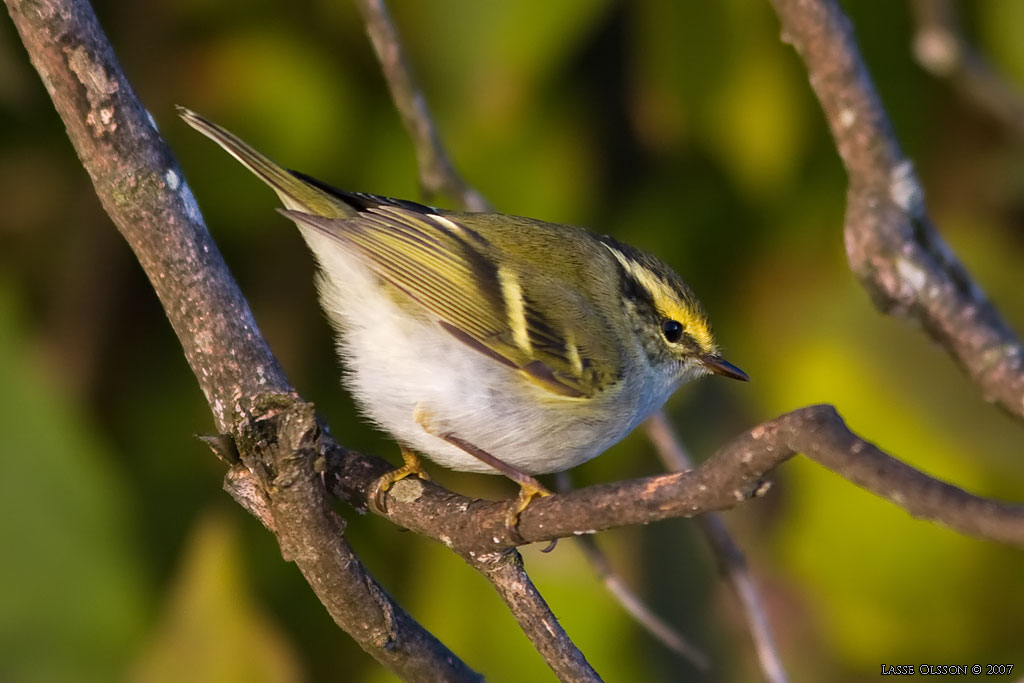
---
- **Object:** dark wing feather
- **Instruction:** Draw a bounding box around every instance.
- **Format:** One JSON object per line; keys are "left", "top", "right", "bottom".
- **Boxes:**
{"left": 281, "top": 207, "right": 618, "bottom": 398}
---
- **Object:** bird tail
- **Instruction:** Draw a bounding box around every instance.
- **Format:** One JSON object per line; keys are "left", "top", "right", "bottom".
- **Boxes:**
{"left": 177, "top": 106, "right": 355, "bottom": 219}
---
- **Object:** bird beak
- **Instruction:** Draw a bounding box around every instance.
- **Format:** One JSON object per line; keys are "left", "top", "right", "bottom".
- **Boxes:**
{"left": 701, "top": 354, "right": 750, "bottom": 381}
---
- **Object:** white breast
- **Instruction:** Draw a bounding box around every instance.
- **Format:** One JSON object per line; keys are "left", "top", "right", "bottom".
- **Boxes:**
{"left": 298, "top": 225, "right": 681, "bottom": 476}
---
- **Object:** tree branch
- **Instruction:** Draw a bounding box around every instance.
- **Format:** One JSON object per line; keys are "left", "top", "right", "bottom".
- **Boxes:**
{"left": 768, "top": 0, "right": 1024, "bottom": 421}
{"left": 349, "top": 3, "right": 771, "bottom": 677}
{"left": 346, "top": 4, "right": 1024, "bottom": 680}
{"left": 465, "top": 549, "right": 602, "bottom": 683}
{"left": 327, "top": 404, "right": 1024, "bottom": 550}
{"left": 6, "top": 2, "right": 289, "bottom": 427}
{"left": 573, "top": 534, "right": 710, "bottom": 671}
{"left": 3, "top": 1, "right": 480, "bottom": 679}
{"left": 15, "top": 0, "right": 1024, "bottom": 678}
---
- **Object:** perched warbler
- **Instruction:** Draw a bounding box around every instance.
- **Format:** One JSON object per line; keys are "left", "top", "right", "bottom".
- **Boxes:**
{"left": 179, "top": 108, "right": 748, "bottom": 528}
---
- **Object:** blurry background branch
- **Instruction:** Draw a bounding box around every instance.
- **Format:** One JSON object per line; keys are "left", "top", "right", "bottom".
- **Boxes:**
{"left": 572, "top": 533, "right": 711, "bottom": 671}
{"left": 645, "top": 414, "right": 787, "bottom": 683}
{"left": 910, "top": 0, "right": 1024, "bottom": 141}
{"left": 349, "top": 2, "right": 605, "bottom": 677}
{"left": 354, "top": 0, "right": 492, "bottom": 212}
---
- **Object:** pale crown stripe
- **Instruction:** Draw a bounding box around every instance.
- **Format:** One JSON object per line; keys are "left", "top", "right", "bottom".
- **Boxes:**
{"left": 601, "top": 243, "right": 663, "bottom": 305}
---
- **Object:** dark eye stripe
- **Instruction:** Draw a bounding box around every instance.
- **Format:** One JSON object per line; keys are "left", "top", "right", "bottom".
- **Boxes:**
{"left": 598, "top": 235, "right": 710, "bottom": 351}
{"left": 603, "top": 246, "right": 659, "bottom": 316}
{"left": 679, "top": 330, "right": 700, "bottom": 350}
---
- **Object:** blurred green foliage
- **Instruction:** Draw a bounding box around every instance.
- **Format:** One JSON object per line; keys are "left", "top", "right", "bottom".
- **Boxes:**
{"left": 1, "top": 1, "right": 1023, "bottom": 681}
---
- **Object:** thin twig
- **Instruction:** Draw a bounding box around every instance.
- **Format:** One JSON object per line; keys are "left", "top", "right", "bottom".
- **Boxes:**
{"left": 554, "top": 472, "right": 709, "bottom": 670}
{"left": 574, "top": 535, "right": 710, "bottom": 670}
{"left": 646, "top": 412, "right": 788, "bottom": 683}
{"left": 910, "top": 0, "right": 1024, "bottom": 140}
{"left": 3, "top": 1, "right": 481, "bottom": 679}
{"left": 769, "top": 0, "right": 1024, "bottom": 421}
{"left": 353, "top": 0, "right": 492, "bottom": 212}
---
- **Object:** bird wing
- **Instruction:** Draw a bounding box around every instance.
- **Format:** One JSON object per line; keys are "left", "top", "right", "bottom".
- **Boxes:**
{"left": 281, "top": 207, "right": 618, "bottom": 399}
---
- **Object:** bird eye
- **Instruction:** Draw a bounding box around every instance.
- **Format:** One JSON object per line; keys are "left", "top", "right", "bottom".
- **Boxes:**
{"left": 661, "top": 319, "right": 684, "bottom": 343}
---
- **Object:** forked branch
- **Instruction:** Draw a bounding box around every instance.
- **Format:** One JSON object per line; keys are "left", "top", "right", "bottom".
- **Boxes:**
{"left": 770, "top": 0, "right": 1024, "bottom": 420}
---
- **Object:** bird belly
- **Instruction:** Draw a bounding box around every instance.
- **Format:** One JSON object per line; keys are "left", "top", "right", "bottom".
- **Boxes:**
{"left": 343, "top": 317, "right": 635, "bottom": 476}
{"left": 302, "top": 227, "right": 659, "bottom": 476}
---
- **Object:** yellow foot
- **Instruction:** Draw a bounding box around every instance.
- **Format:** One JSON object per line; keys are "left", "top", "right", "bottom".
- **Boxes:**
{"left": 372, "top": 446, "right": 430, "bottom": 511}
{"left": 506, "top": 479, "right": 553, "bottom": 540}
{"left": 410, "top": 404, "right": 555, "bottom": 546}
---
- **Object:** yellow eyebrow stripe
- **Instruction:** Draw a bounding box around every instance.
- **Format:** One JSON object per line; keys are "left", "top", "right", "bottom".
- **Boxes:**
{"left": 601, "top": 243, "right": 714, "bottom": 352}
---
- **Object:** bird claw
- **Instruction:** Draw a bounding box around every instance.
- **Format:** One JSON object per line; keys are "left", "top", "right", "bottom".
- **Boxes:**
{"left": 371, "top": 446, "right": 430, "bottom": 512}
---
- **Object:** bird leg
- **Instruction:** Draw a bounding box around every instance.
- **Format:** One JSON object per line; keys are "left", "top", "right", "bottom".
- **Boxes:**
{"left": 441, "top": 432, "right": 552, "bottom": 534}
{"left": 414, "top": 405, "right": 551, "bottom": 537}
{"left": 371, "top": 444, "right": 430, "bottom": 512}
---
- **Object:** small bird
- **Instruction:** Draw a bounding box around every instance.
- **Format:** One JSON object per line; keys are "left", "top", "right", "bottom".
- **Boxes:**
{"left": 179, "top": 107, "right": 748, "bottom": 530}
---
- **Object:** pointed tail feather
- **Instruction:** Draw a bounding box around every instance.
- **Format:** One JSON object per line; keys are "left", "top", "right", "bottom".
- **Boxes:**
{"left": 177, "top": 106, "right": 355, "bottom": 219}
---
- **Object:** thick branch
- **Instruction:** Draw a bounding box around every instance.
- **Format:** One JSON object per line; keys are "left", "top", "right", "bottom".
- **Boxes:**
{"left": 327, "top": 404, "right": 1024, "bottom": 550}
{"left": 769, "top": 0, "right": 1024, "bottom": 421}
{"left": 3, "top": 1, "right": 479, "bottom": 679}
{"left": 4, "top": 0, "right": 290, "bottom": 431}
{"left": 231, "top": 399, "right": 481, "bottom": 682}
